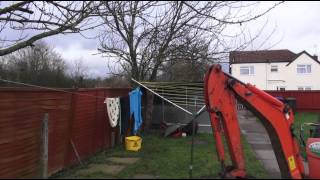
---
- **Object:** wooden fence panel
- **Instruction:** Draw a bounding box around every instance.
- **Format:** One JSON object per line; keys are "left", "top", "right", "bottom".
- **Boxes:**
{"left": 266, "top": 90, "right": 320, "bottom": 112}
{"left": 0, "top": 88, "right": 130, "bottom": 178}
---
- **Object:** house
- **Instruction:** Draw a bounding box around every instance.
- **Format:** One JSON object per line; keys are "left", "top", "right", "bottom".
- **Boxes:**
{"left": 229, "top": 49, "right": 320, "bottom": 90}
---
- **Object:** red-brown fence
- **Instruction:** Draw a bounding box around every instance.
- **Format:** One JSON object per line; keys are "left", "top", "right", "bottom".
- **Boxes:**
{"left": 266, "top": 90, "right": 320, "bottom": 112}
{"left": 0, "top": 88, "right": 130, "bottom": 178}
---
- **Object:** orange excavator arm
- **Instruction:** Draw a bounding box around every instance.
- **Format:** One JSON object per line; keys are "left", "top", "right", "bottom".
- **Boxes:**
{"left": 204, "top": 64, "right": 305, "bottom": 179}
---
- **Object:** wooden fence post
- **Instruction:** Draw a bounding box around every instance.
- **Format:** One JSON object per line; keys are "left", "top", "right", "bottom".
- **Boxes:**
{"left": 41, "top": 113, "right": 49, "bottom": 179}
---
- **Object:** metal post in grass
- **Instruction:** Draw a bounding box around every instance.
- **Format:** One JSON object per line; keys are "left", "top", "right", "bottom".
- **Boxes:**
{"left": 162, "top": 88, "right": 165, "bottom": 123}
{"left": 70, "top": 139, "right": 83, "bottom": 166}
{"left": 189, "top": 97, "right": 198, "bottom": 179}
{"left": 185, "top": 88, "right": 188, "bottom": 124}
{"left": 41, "top": 113, "right": 49, "bottom": 179}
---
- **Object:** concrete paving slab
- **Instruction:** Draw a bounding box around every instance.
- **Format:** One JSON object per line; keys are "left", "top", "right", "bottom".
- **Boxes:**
{"left": 255, "top": 150, "right": 277, "bottom": 160}
{"left": 239, "top": 123, "right": 268, "bottom": 133}
{"left": 76, "top": 164, "right": 126, "bottom": 176}
{"left": 238, "top": 110, "right": 281, "bottom": 179}
{"left": 260, "top": 159, "right": 281, "bottom": 179}
{"left": 106, "top": 157, "right": 140, "bottom": 165}
{"left": 251, "top": 143, "right": 273, "bottom": 150}
{"left": 245, "top": 135, "right": 271, "bottom": 142}
{"left": 242, "top": 132, "right": 271, "bottom": 139}
{"left": 261, "top": 159, "right": 280, "bottom": 171}
{"left": 246, "top": 137, "right": 271, "bottom": 145}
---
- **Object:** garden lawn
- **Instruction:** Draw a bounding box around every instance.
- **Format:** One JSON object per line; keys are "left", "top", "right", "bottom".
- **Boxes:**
{"left": 52, "top": 133, "right": 269, "bottom": 179}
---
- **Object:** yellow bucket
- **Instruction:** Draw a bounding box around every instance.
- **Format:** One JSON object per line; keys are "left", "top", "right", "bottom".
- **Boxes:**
{"left": 125, "top": 136, "right": 142, "bottom": 152}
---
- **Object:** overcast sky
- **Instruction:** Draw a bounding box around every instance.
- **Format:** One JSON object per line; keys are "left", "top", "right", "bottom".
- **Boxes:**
{"left": 42, "top": 1, "right": 320, "bottom": 78}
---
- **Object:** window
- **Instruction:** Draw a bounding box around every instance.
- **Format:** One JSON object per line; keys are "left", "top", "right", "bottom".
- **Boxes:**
{"left": 271, "top": 65, "right": 278, "bottom": 72}
{"left": 297, "top": 64, "right": 311, "bottom": 74}
{"left": 277, "top": 86, "right": 286, "bottom": 91}
{"left": 240, "top": 66, "right": 254, "bottom": 75}
{"left": 298, "top": 86, "right": 312, "bottom": 90}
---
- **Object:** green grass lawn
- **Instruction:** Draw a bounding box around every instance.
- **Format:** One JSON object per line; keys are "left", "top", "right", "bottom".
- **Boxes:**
{"left": 294, "top": 112, "right": 319, "bottom": 136}
{"left": 51, "top": 112, "right": 320, "bottom": 179}
{"left": 52, "top": 133, "right": 269, "bottom": 179}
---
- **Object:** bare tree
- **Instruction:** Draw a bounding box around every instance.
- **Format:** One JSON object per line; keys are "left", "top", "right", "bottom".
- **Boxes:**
{"left": 0, "top": 1, "right": 101, "bottom": 56}
{"left": 159, "top": 31, "right": 211, "bottom": 82}
{"left": 0, "top": 41, "right": 71, "bottom": 87}
{"left": 98, "top": 1, "right": 283, "bottom": 81}
{"left": 97, "top": 1, "right": 284, "bottom": 131}
{"left": 68, "top": 58, "right": 89, "bottom": 88}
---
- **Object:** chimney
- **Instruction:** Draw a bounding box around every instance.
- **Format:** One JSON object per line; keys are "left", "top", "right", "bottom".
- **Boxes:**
{"left": 313, "top": 55, "right": 318, "bottom": 60}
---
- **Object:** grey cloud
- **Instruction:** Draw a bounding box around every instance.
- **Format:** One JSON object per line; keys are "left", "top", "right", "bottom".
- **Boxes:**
{"left": 4, "top": 1, "right": 320, "bottom": 77}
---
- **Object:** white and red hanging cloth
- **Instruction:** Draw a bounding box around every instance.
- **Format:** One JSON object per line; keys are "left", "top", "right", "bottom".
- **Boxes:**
{"left": 104, "top": 97, "right": 120, "bottom": 128}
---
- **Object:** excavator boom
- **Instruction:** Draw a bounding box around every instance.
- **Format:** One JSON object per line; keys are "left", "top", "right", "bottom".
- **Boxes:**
{"left": 204, "top": 64, "right": 305, "bottom": 179}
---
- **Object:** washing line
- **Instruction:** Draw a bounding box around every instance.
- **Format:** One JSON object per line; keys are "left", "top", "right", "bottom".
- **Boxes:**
{"left": 136, "top": 82, "right": 205, "bottom": 102}
{"left": 132, "top": 78, "right": 194, "bottom": 115}
{"left": 165, "top": 100, "right": 206, "bottom": 105}
{"left": 0, "top": 77, "right": 108, "bottom": 99}
{"left": 140, "top": 81, "right": 203, "bottom": 85}
{"left": 145, "top": 84, "right": 204, "bottom": 95}
{"left": 154, "top": 88, "right": 204, "bottom": 94}
{"left": 142, "top": 83, "right": 205, "bottom": 103}
{"left": 157, "top": 91, "right": 204, "bottom": 98}
{"left": 144, "top": 85, "right": 203, "bottom": 89}
{"left": 157, "top": 92, "right": 205, "bottom": 98}
{"left": 146, "top": 85, "right": 203, "bottom": 92}
{"left": 142, "top": 85, "right": 203, "bottom": 89}
{"left": 131, "top": 78, "right": 207, "bottom": 116}
{"left": 158, "top": 97, "right": 204, "bottom": 102}
{"left": 141, "top": 81, "right": 203, "bottom": 86}
{"left": 165, "top": 99, "right": 205, "bottom": 105}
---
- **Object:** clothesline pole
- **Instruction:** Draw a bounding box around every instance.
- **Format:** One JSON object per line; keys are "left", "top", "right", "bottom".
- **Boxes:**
{"left": 189, "top": 96, "right": 198, "bottom": 179}
{"left": 162, "top": 88, "right": 165, "bottom": 122}
{"left": 131, "top": 78, "right": 193, "bottom": 115}
{"left": 185, "top": 87, "right": 188, "bottom": 123}
{"left": 197, "top": 105, "right": 206, "bottom": 115}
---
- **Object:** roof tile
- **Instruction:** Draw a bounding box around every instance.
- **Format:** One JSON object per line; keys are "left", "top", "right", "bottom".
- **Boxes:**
{"left": 230, "top": 50, "right": 296, "bottom": 64}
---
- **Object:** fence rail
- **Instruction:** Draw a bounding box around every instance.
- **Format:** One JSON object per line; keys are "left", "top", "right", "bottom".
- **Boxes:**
{"left": 0, "top": 88, "right": 130, "bottom": 178}
{"left": 266, "top": 90, "right": 320, "bottom": 112}
{"left": 235, "top": 90, "right": 320, "bottom": 112}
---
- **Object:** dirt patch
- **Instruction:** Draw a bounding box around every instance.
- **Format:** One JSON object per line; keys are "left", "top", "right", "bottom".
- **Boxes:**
{"left": 106, "top": 157, "right": 140, "bottom": 165}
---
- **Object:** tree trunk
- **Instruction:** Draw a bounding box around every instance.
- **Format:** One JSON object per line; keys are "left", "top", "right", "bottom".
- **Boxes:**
{"left": 143, "top": 64, "right": 161, "bottom": 133}
{"left": 144, "top": 90, "right": 155, "bottom": 133}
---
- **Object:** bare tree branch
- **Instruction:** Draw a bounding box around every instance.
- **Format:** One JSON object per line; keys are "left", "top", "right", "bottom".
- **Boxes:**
{"left": 97, "top": 1, "right": 283, "bottom": 81}
{"left": 0, "top": 1, "right": 101, "bottom": 56}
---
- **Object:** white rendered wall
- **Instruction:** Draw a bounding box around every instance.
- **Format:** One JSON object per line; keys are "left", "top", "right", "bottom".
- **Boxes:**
{"left": 230, "top": 53, "right": 320, "bottom": 90}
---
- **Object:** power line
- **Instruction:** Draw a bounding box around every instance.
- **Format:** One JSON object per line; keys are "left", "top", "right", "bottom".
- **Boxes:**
{"left": 0, "top": 77, "right": 109, "bottom": 99}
